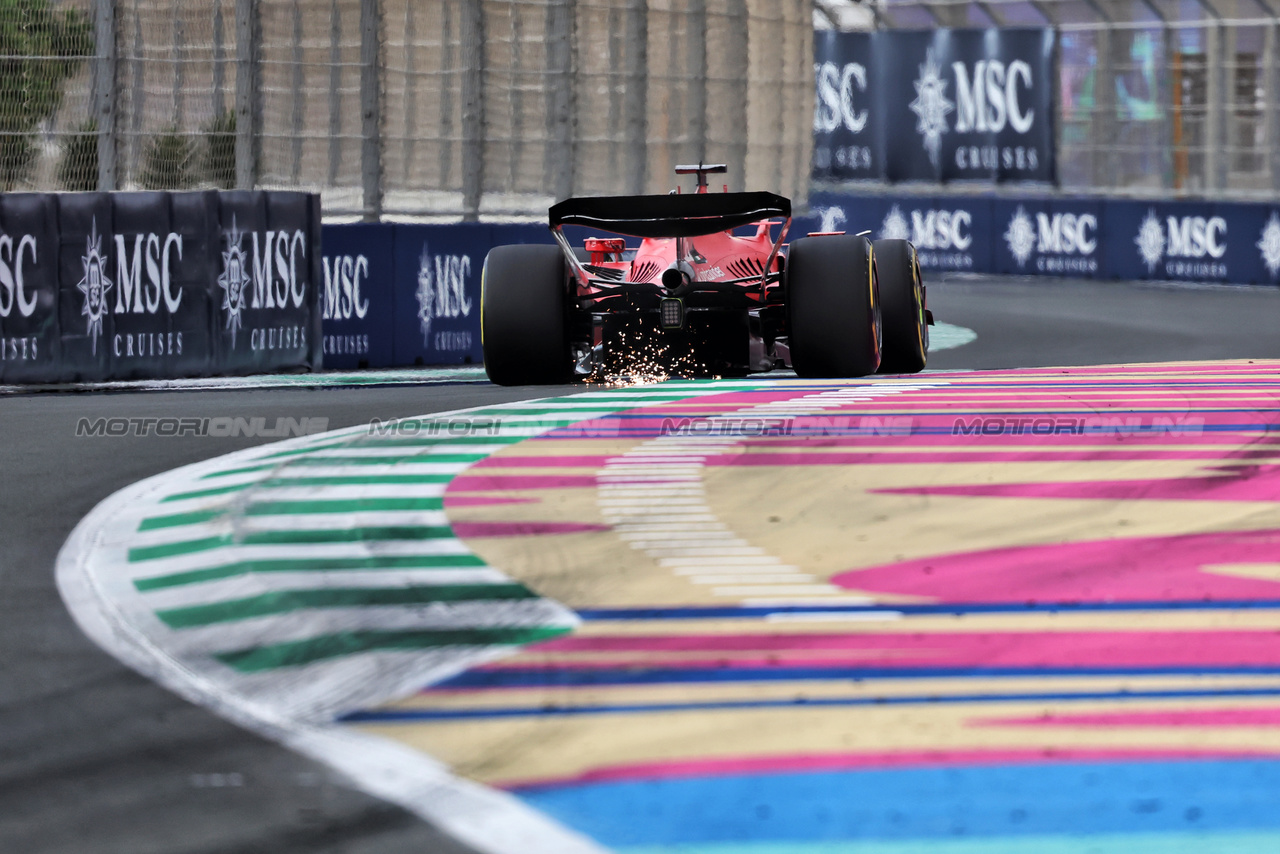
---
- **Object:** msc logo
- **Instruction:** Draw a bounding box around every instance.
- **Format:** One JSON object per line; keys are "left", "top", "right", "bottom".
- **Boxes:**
{"left": 813, "top": 61, "right": 868, "bottom": 134}
{"left": 415, "top": 244, "right": 473, "bottom": 347}
{"left": 1005, "top": 207, "right": 1097, "bottom": 272}
{"left": 322, "top": 254, "right": 370, "bottom": 321}
{"left": 113, "top": 231, "right": 184, "bottom": 315}
{"left": 1135, "top": 210, "right": 1226, "bottom": 272}
{"left": 882, "top": 204, "right": 972, "bottom": 251}
{"left": 952, "top": 60, "right": 1035, "bottom": 134}
{"left": 0, "top": 232, "right": 38, "bottom": 319}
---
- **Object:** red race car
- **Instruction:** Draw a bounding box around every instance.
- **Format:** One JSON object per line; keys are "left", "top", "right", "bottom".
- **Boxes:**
{"left": 481, "top": 164, "right": 931, "bottom": 384}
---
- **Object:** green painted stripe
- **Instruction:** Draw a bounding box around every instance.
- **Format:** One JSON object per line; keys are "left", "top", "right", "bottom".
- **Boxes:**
{"left": 141, "top": 498, "right": 446, "bottom": 531}
{"left": 129, "top": 535, "right": 233, "bottom": 561}
{"left": 128, "top": 526, "right": 456, "bottom": 562}
{"left": 216, "top": 625, "right": 570, "bottom": 672}
{"left": 463, "top": 407, "right": 624, "bottom": 417}
{"left": 160, "top": 483, "right": 256, "bottom": 502}
{"left": 139, "top": 510, "right": 223, "bottom": 531}
{"left": 156, "top": 583, "right": 536, "bottom": 628}
{"left": 163, "top": 473, "right": 454, "bottom": 502}
{"left": 133, "top": 553, "right": 487, "bottom": 591}
{"left": 204, "top": 454, "right": 483, "bottom": 478}
{"left": 243, "top": 497, "right": 445, "bottom": 515}
{"left": 256, "top": 434, "right": 524, "bottom": 459}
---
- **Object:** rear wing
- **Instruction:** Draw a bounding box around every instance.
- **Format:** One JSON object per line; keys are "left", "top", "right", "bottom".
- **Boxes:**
{"left": 548, "top": 191, "right": 791, "bottom": 239}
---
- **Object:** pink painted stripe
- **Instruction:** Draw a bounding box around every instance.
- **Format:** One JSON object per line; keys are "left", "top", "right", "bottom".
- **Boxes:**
{"left": 977, "top": 708, "right": 1280, "bottom": 728}
{"left": 450, "top": 520, "right": 611, "bottom": 538}
{"left": 832, "top": 529, "right": 1280, "bottom": 603}
{"left": 873, "top": 463, "right": 1280, "bottom": 503}
{"left": 741, "top": 433, "right": 1261, "bottom": 448}
{"left": 704, "top": 450, "right": 1238, "bottom": 466}
{"left": 470, "top": 455, "right": 614, "bottom": 469}
{"left": 446, "top": 475, "right": 598, "bottom": 492}
{"left": 501, "top": 748, "right": 1278, "bottom": 790}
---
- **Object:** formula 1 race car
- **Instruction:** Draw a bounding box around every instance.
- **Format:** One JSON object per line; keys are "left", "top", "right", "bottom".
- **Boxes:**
{"left": 481, "top": 164, "right": 931, "bottom": 384}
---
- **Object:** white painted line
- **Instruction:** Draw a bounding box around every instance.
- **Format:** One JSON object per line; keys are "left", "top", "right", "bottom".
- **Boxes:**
{"left": 672, "top": 565, "right": 800, "bottom": 575}
{"left": 658, "top": 556, "right": 782, "bottom": 566}
{"left": 712, "top": 585, "right": 844, "bottom": 596}
{"left": 124, "top": 541, "right": 475, "bottom": 574}
{"left": 692, "top": 574, "right": 815, "bottom": 585}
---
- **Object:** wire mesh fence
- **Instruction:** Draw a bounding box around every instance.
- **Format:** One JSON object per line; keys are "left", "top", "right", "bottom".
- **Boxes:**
{"left": 869, "top": 0, "right": 1280, "bottom": 198}
{"left": 8, "top": 0, "right": 813, "bottom": 218}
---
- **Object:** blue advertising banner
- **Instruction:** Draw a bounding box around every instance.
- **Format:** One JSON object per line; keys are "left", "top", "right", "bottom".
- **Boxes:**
{"left": 993, "top": 197, "right": 1102, "bottom": 277}
{"left": 813, "top": 31, "right": 882, "bottom": 181}
{"left": 820, "top": 28, "right": 1055, "bottom": 185}
{"left": 320, "top": 223, "right": 395, "bottom": 369}
{"left": 391, "top": 224, "right": 489, "bottom": 367}
{"left": 4, "top": 189, "right": 321, "bottom": 384}
{"left": 0, "top": 193, "right": 58, "bottom": 382}
{"left": 1105, "top": 200, "right": 1232, "bottom": 284}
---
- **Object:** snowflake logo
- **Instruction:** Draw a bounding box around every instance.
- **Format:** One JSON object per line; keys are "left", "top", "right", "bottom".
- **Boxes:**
{"left": 76, "top": 218, "right": 112, "bottom": 355}
{"left": 1004, "top": 206, "right": 1036, "bottom": 268}
{"left": 1135, "top": 209, "right": 1165, "bottom": 273}
{"left": 1258, "top": 213, "right": 1280, "bottom": 277}
{"left": 909, "top": 49, "right": 953, "bottom": 169}
{"left": 880, "top": 204, "right": 909, "bottom": 241}
{"left": 814, "top": 206, "right": 847, "bottom": 234}
{"left": 415, "top": 245, "right": 437, "bottom": 345}
{"left": 218, "top": 217, "right": 252, "bottom": 346}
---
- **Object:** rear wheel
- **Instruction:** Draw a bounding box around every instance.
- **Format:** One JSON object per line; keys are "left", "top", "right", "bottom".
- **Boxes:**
{"left": 873, "top": 238, "right": 927, "bottom": 374}
{"left": 481, "top": 244, "right": 572, "bottom": 385}
{"left": 785, "top": 235, "right": 881, "bottom": 378}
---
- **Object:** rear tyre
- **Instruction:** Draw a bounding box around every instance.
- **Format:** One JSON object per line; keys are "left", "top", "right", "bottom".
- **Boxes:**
{"left": 786, "top": 235, "right": 881, "bottom": 378}
{"left": 873, "top": 238, "right": 927, "bottom": 374}
{"left": 481, "top": 244, "right": 572, "bottom": 385}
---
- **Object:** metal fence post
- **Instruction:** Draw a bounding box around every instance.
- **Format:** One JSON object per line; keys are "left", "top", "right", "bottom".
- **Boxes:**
{"left": 546, "top": 0, "right": 576, "bottom": 202}
{"left": 687, "top": 0, "right": 707, "bottom": 166}
{"left": 624, "top": 0, "right": 648, "bottom": 195}
{"left": 235, "top": 0, "right": 261, "bottom": 189}
{"left": 1270, "top": 23, "right": 1280, "bottom": 192}
{"left": 460, "top": 0, "right": 485, "bottom": 221}
{"left": 91, "top": 0, "right": 117, "bottom": 191}
{"left": 360, "top": 0, "right": 383, "bottom": 220}
{"left": 726, "top": 0, "right": 748, "bottom": 193}
{"left": 1206, "top": 22, "right": 1226, "bottom": 191}
{"left": 1160, "top": 25, "right": 1176, "bottom": 190}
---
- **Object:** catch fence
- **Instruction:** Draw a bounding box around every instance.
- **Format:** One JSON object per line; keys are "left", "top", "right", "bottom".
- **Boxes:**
{"left": 7, "top": 0, "right": 813, "bottom": 218}
{"left": 869, "top": 0, "right": 1280, "bottom": 197}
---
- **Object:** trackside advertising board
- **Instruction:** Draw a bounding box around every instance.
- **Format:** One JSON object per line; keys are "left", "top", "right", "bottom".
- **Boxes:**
{"left": 317, "top": 222, "right": 556, "bottom": 370}
{"left": 801, "top": 193, "right": 1280, "bottom": 285}
{"left": 815, "top": 28, "right": 1056, "bottom": 184}
{"left": 4, "top": 190, "right": 321, "bottom": 383}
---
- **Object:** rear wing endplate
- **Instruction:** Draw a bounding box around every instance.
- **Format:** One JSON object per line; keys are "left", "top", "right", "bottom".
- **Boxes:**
{"left": 549, "top": 191, "right": 791, "bottom": 239}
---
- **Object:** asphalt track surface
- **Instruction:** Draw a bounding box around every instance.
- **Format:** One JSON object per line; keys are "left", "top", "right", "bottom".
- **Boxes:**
{"left": 4, "top": 273, "right": 1280, "bottom": 853}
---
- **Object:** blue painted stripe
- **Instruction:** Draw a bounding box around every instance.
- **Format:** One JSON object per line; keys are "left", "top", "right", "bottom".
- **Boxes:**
{"left": 345, "top": 685, "right": 1280, "bottom": 723}
{"left": 432, "top": 664, "right": 1280, "bottom": 690}
{"left": 577, "top": 599, "right": 1280, "bottom": 622}
{"left": 513, "top": 760, "right": 1280, "bottom": 847}
{"left": 617, "top": 832, "right": 1280, "bottom": 854}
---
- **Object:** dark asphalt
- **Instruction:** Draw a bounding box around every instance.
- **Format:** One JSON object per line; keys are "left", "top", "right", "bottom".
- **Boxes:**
{"left": 0, "top": 384, "right": 573, "bottom": 854}
{"left": 2, "top": 274, "right": 1279, "bottom": 853}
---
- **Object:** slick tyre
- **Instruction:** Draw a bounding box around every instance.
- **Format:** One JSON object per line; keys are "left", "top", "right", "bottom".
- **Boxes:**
{"left": 873, "top": 238, "right": 927, "bottom": 374}
{"left": 481, "top": 244, "right": 572, "bottom": 385}
{"left": 786, "top": 234, "right": 881, "bottom": 378}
